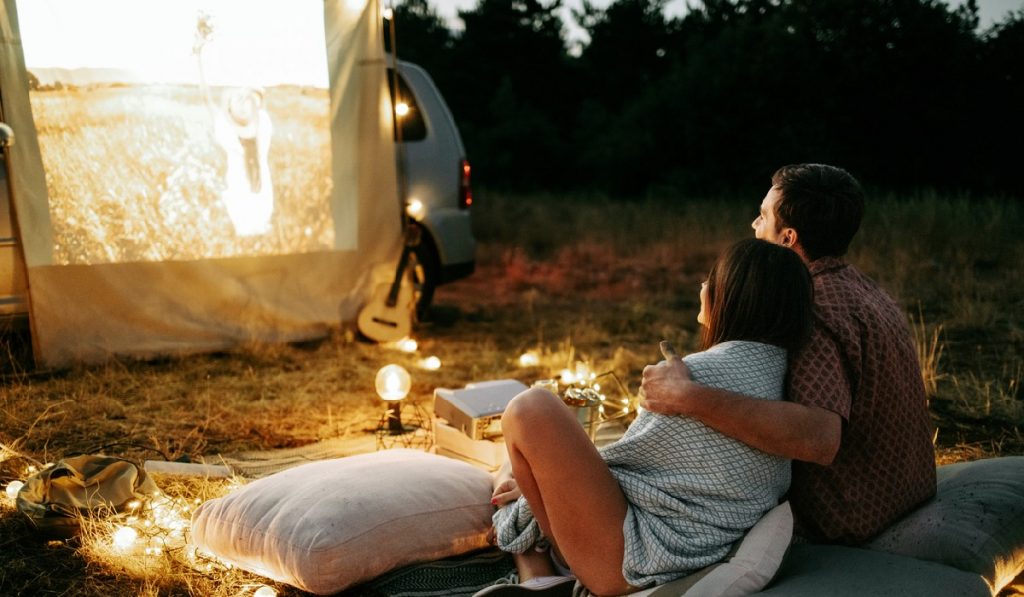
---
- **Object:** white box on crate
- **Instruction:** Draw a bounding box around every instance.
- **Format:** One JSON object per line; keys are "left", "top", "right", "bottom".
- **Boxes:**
{"left": 433, "top": 379, "right": 528, "bottom": 440}
{"left": 434, "top": 419, "right": 508, "bottom": 471}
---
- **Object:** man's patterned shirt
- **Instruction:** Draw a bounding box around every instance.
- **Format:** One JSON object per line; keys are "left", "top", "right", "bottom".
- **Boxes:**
{"left": 788, "top": 257, "right": 936, "bottom": 544}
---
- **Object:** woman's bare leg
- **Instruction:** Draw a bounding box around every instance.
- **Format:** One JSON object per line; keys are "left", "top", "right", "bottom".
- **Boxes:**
{"left": 501, "top": 388, "right": 635, "bottom": 596}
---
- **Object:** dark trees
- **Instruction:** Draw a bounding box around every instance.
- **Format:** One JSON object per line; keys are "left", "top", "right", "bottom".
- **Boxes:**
{"left": 391, "top": 0, "right": 1021, "bottom": 196}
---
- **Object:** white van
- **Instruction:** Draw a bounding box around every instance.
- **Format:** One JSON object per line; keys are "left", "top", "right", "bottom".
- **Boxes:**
{"left": 390, "top": 61, "right": 476, "bottom": 317}
{"left": 0, "top": 59, "right": 474, "bottom": 329}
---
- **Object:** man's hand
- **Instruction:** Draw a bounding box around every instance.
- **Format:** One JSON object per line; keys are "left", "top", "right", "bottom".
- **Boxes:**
{"left": 640, "top": 341, "right": 696, "bottom": 416}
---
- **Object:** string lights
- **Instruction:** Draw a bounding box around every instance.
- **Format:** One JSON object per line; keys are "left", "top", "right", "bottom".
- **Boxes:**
{"left": 538, "top": 361, "right": 637, "bottom": 442}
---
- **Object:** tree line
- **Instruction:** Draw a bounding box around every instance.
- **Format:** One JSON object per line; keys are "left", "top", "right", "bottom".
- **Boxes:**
{"left": 391, "top": 0, "right": 1023, "bottom": 197}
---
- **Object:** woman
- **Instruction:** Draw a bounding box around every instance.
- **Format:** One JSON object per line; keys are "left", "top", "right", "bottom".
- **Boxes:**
{"left": 482, "top": 238, "right": 813, "bottom": 596}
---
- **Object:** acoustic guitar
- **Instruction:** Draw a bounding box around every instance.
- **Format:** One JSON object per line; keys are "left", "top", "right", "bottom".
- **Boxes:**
{"left": 357, "top": 231, "right": 418, "bottom": 342}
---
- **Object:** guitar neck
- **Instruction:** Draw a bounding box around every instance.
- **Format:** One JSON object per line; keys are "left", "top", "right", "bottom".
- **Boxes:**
{"left": 385, "top": 245, "right": 412, "bottom": 308}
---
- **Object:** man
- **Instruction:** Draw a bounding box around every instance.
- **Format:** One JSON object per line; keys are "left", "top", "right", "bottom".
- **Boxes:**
{"left": 640, "top": 163, "right": 936, "bottom": 544}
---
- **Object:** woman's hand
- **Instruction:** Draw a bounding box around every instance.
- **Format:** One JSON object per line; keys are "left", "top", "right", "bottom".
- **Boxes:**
{"left": 491, "top": 478, "right": 522, "bottom": 507}
{"left": 486, "top": 479, "right": 522, "bottom": 545}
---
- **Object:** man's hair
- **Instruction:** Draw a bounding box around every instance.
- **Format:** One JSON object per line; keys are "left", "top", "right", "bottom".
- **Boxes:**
{"left": 701, "top": 238, "right": 813, "bottom": 353}
{"left": 771, "top": 163, "right": 865, "bottom": 260}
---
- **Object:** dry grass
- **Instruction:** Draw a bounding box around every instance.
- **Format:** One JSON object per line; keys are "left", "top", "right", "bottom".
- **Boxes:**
{"left": 912, "top": 307, "right": 946, "bottom": 398}
{"left": 1, "top": 190, "right": 1023, "bottom": 595}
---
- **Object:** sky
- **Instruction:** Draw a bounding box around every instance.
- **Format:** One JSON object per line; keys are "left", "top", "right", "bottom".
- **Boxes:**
{"left": 427, "top": 0, "right": 1024, "bottom": 44}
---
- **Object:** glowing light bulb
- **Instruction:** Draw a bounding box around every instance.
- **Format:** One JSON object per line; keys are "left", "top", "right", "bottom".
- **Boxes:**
{"left": 418, "top": 356, "right": 441, "bottom": 370}
{"left": 560, "top": 369, "right": 576, "bottom": 384}
{"left": 396, "top": 337, "right": 418, "bottom": 353}
{"left": 254, "top": 586, "right": 278, "bottom": 597}
{"left": 113, "top": 526, "right": 138, "bottom": 551}
{"left": 518, "top": 352, "right": 540, "bottom": 367}
{"left": 383, "top": 7, "right": 394, "bottom": 20}
{"left": 5, "top": 480, "right": 24, "bottom": 499}
{"left": 375, "top": 364, "right": 411, "bottom": 401}
{"left": 395, "top": 101, "right": 410, "bottom": 117}
{"left": 405, "top": 198, "right": 424, "bottom": 220}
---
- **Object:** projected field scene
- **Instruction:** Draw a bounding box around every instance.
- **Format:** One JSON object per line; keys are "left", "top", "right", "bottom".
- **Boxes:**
{"left": 18, "top": 0, "right": 339, "bottom": 264}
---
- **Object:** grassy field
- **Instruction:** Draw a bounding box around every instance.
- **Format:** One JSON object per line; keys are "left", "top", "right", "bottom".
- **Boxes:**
{"left": 1, "top": 190, "right": 1022, "bottom": 595}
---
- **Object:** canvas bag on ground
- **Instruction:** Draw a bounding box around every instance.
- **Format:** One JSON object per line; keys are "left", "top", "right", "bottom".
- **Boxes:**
{"left": 15, "top": 455, "right": 160, "bottom": 538}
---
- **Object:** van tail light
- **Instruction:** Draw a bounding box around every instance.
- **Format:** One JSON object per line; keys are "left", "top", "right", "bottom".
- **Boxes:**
{"left": 458, "top": 159, "right": 473, "bottom": 209}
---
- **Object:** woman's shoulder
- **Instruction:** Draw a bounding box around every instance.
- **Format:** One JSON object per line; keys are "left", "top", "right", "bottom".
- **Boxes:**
{"left": 683, "top": 341, "right": 787, "bottom": 397}
{"left": 683, "top": 340, "right": 786, "bottom": 365}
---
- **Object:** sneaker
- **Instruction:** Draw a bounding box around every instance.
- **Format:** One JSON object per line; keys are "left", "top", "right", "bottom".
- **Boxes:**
{"left": 472, "top": 575, "right": 575, "bottom": 597}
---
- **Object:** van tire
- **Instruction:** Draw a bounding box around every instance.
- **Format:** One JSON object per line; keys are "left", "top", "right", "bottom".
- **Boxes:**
{"left": 412, "top": 227, "right": 439, "bottom": 320}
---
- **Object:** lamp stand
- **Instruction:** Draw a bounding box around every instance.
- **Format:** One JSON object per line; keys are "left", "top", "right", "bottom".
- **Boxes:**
{"left": 375, "top": 400, "right": 432, "bottom": 451}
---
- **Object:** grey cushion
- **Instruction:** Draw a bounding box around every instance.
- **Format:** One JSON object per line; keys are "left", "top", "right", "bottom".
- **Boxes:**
{"left": 755, "top": 544, "right": 989, "bottom": 596}
{"left": 865, "top": 456, "right": 1024, "bottom": 593}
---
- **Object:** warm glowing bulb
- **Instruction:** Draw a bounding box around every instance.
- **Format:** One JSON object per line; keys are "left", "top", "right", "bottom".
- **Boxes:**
{"left": 419, "top": 356, "right": 441, "bottom": 370}
{"left": 395, "top": 102, "right": 410, "bottom": 117}
{"left": 375, "top": 364, "right": 411, "bottom": 401}
{"left": 382, "top": 7, "right": 394, "bottom": 20}
{"left": 560, "top": 369, "right": 576, "bottom": 384}
{"left": 254, "top": 586, "right": 277, "bottom": 597}
{"left": 5, "top": 480, "right": 24, "bottom": 499}
{"left": 113, "top": 526, "right": 139, "bottom": 550}
{"left": 518, "top": 352, "right": 540, "bottom": 367}
{"left": 395, "top": 337, "right": 418, "bottom": 353}
{"left": 405, "top": 198, "right": 424, "bottom": 219}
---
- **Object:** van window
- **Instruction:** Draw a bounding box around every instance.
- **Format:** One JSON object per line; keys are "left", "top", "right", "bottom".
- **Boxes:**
{"left": 387, "top": 69, "right": 427, "bottom": 142}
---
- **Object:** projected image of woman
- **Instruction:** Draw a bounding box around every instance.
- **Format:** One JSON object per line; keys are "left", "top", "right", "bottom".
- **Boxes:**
{"left": 195, "top": 12, "right": 275, "bottom": 237}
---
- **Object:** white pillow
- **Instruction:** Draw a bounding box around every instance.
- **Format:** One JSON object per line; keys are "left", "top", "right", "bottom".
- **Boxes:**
{"left": 190, "top": 450, "right": 495, "bottom": 595}
{"left": 625, "top": 501, "right": 793, "bottom": 597}
{"left": 684, "top": 501, "right": 793, "bottom": 596}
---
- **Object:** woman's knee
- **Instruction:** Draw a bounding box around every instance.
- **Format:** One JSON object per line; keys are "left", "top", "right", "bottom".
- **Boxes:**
{"left": 501, "top": 387, "right": 562, "bottom": 435}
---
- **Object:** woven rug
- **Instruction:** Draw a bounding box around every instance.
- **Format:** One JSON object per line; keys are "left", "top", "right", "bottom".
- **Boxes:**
{"left": 352, "top": 549, "right": 515, "bottom": 597}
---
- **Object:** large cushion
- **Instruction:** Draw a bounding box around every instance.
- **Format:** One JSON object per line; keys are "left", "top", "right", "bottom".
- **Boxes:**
{"left": 191, "top": 450, "right": 495, "bottom": 595}
{"left": 865, "top": 456, "right": 1024, "bottom": 593}
{"left": 756, "top": 543, "right": 989, "bottom": 596}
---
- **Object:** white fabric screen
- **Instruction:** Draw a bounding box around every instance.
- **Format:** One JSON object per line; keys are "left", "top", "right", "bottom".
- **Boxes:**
{"left": 0, "top": 0, "right": 401, "bottom": 366}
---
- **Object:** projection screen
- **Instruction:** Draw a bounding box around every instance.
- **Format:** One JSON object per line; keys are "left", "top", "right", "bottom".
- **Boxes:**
{"left": 0, "top": 0, "right": 401, "bottom": 366}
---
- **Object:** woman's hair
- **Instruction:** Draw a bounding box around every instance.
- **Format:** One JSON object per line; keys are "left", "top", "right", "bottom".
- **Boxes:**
{"left": 700, "top": 238, "right": 813, "bottom": 352}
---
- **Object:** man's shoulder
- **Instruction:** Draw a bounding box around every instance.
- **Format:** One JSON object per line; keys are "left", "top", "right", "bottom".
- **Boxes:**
{"left": 813, "top": 262, "right": 899, "bottom": 320}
